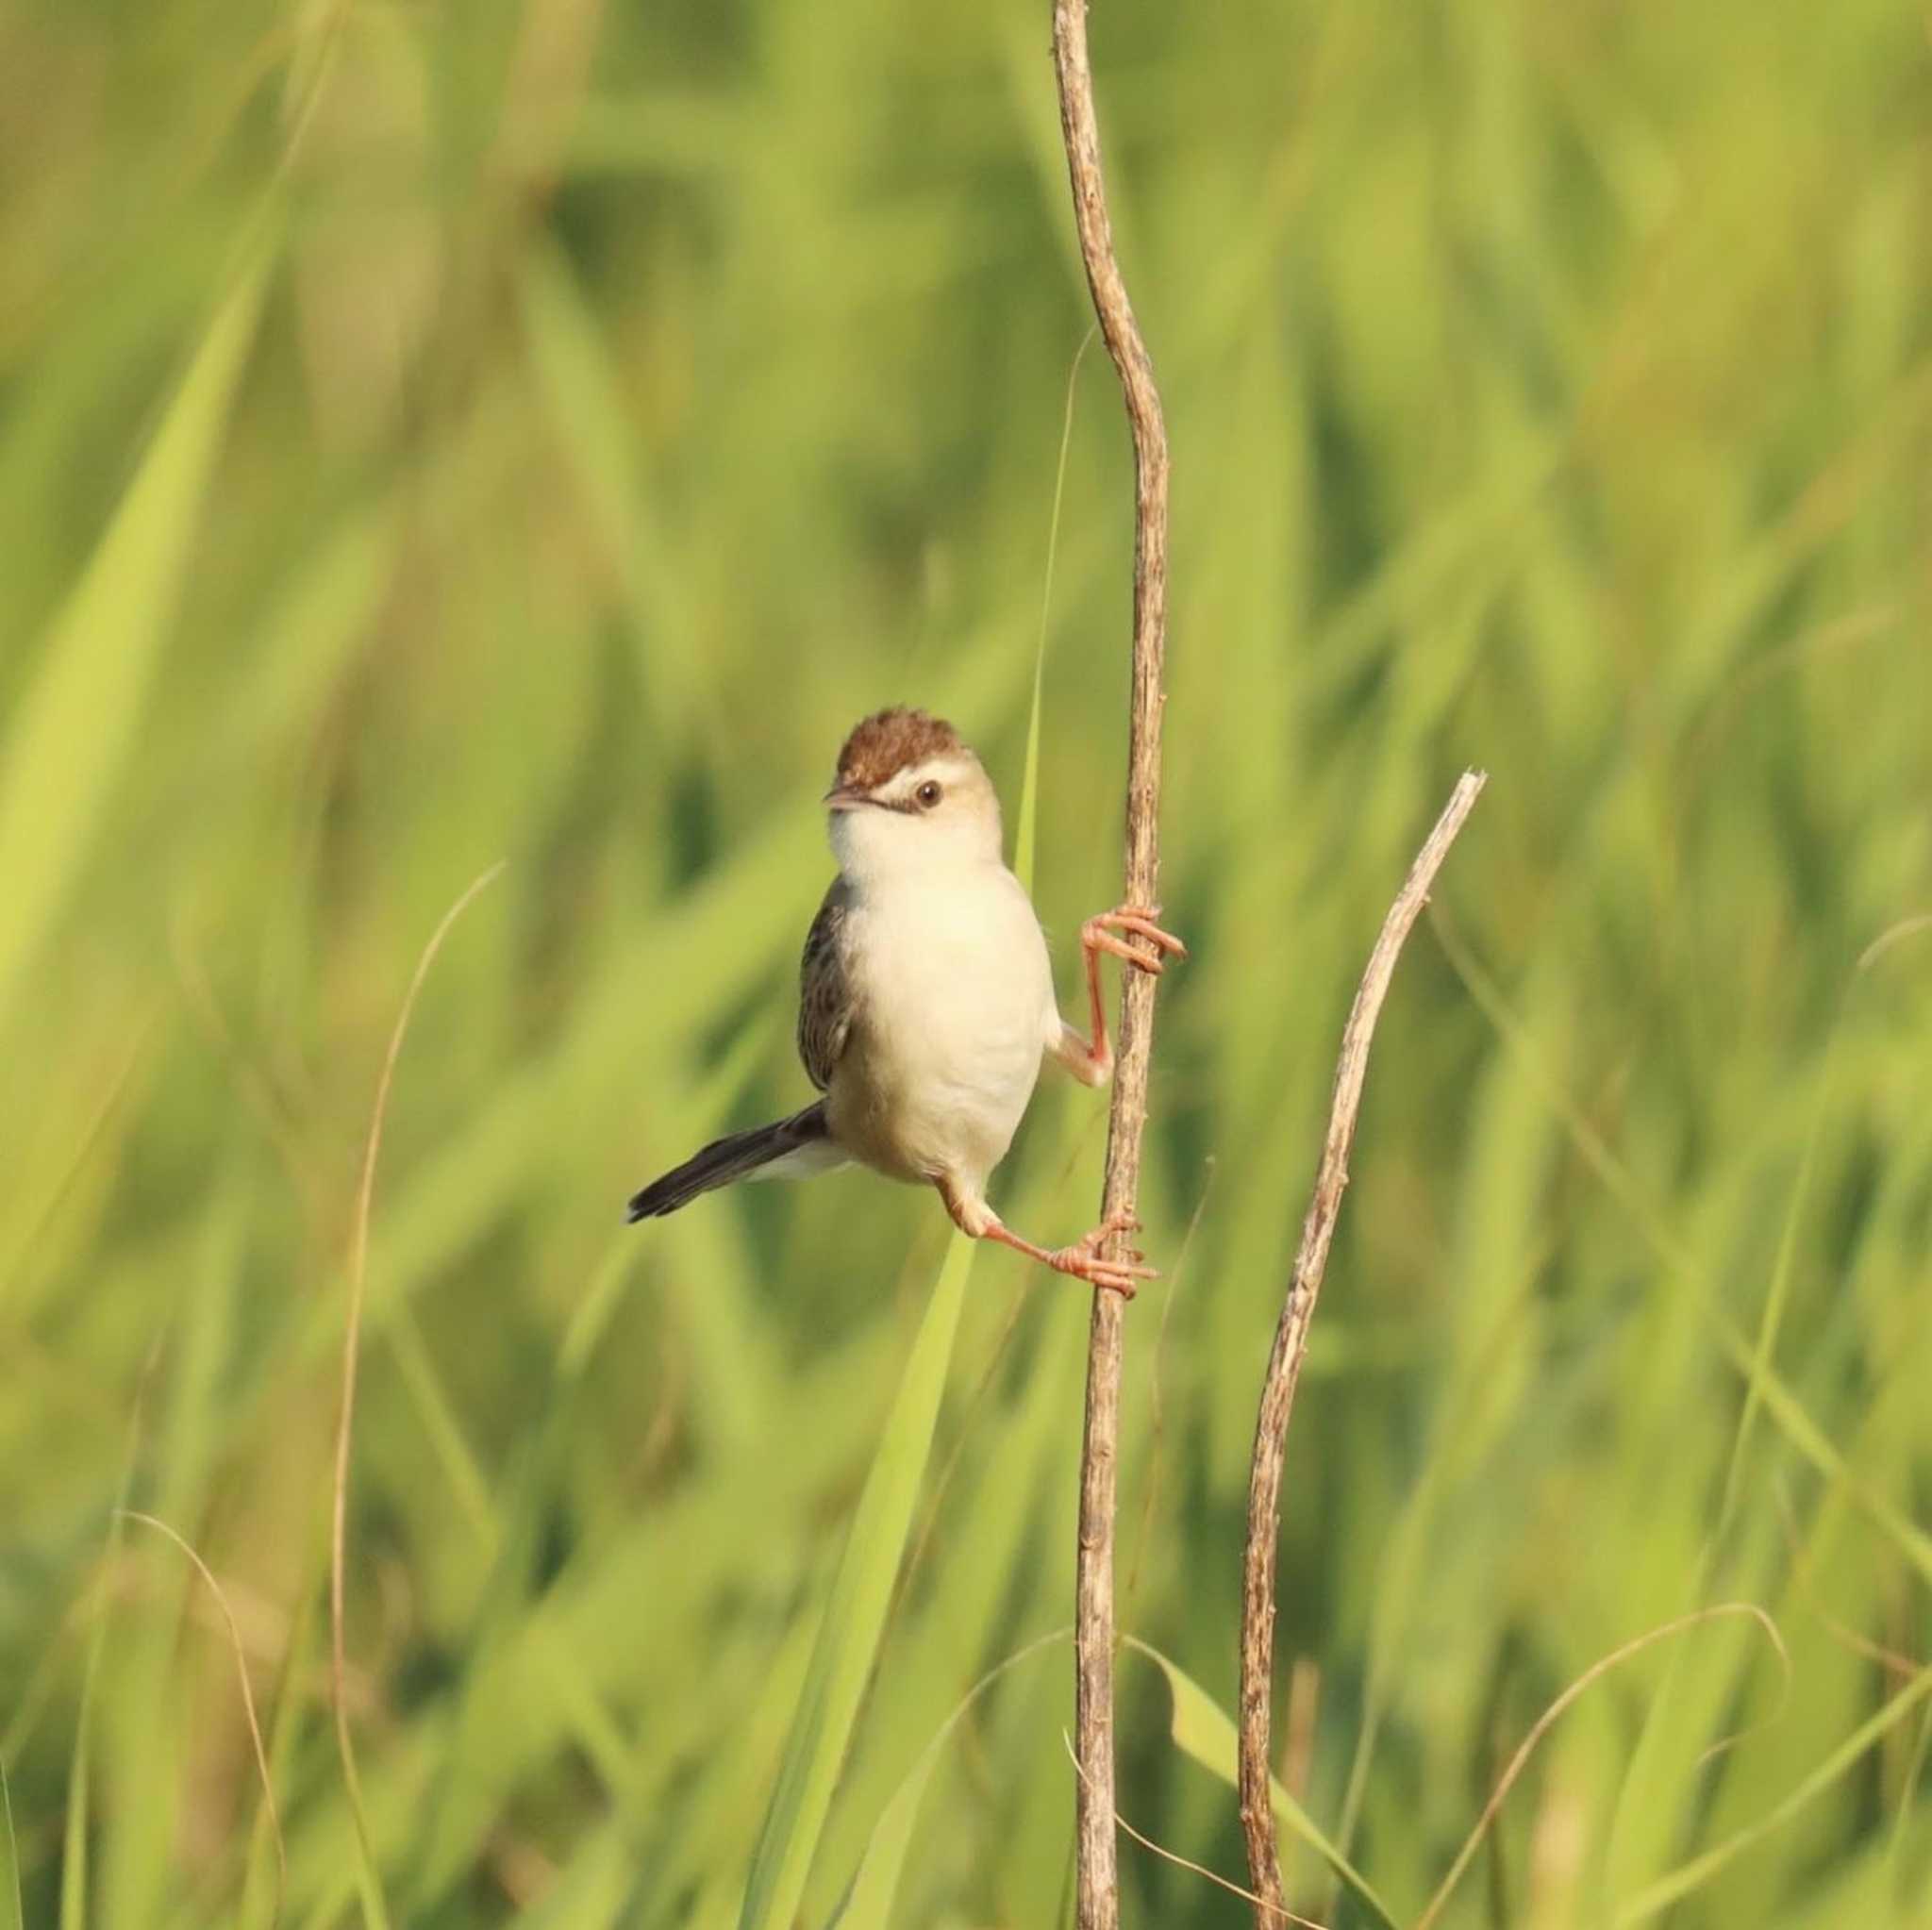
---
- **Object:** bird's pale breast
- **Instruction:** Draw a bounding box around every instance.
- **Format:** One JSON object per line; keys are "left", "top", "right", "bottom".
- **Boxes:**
{"left": 826, "top": 864, "right": 1055, "bottom": 1189}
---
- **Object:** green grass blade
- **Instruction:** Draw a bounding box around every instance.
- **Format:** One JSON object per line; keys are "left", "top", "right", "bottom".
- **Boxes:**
{"left": 516, "top": 241, "right": 692, "bottom": 724}
{"left": 1124, "top": 1639, "right": 1400, "bottom": 1930}
{"left": 1615, "top": 1662, "right": 1932, "bottom": 1924}
{"left": 737, "top": 1235, "right": 974, "bottom": 1930}
{"left": 0, "top": 1747, "right": 22, "bottom": 1930}
{"left": 1014, "top": 326, "right": 1094, "bottom": 894}
{"left": 824, "top": 1735, "right": 930, "bottom": 1930}
{"left": 59, "top": 1379, "right": 151, "bottom": 1930}
{"left": 0, "top": 236, "right": 272, "bottom": 1017}
{"left": 829, "top": 1633, "right": 1067, "bottom": 1930}
{"left": 1436, "top": 911, "right": 1932, "bottom": 1588}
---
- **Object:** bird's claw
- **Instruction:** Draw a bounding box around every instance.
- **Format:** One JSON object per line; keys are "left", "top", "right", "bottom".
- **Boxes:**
{"left": 1083, "top": 905, "right": 1188, "bottom": 977}
{"left": 1050, "top": 1208, "right": 1155, "bottom": 1300}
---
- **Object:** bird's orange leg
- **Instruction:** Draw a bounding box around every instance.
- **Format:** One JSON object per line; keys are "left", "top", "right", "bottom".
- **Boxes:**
{"left": 984, "top": 1208, "right": 1152, "bottom": 1299}
{"left": 937, "top": 1179, "right": 1153, "bottom": 1300}
{"left": 1057, "top": 905, "right": 1188, "bottom": 1083}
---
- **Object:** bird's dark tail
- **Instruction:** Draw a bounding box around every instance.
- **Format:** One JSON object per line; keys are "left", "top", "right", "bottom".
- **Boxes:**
{"left": 625, "top": 1102, "right": 837, "bottom": 1222}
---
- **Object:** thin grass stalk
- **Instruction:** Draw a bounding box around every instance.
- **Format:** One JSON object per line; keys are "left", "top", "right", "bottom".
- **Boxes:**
{"left": 331, "top": 863, "right": 504, "bottom": 1930}
{"left": 1237, "top": 774, "right": 1486, "bottom": 1924}
{"left": 1048, "top": 3, "right": 1172, "bottom": 1923}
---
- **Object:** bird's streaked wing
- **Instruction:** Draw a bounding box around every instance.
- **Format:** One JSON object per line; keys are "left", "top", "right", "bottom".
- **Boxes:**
{"left": 797, "top": 877, "right": 856, "bottom": 1091}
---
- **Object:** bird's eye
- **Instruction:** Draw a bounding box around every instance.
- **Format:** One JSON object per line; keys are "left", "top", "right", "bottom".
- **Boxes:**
{"left": 915, "top": 780, "right": 942, "bottom": 808}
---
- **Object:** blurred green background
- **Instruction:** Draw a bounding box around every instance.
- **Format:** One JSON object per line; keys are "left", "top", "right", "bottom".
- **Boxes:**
{"left": 3, "top": 0, "right": 1930, "bottom": 1924}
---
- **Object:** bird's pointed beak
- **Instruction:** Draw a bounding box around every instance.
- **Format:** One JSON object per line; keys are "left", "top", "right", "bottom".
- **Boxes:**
{"left": 824, "top": 783, "right": 872, "bottom": 812}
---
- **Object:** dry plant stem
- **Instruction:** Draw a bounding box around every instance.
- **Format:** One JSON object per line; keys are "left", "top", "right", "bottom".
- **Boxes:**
{"left": 1061, "top": 1730, "right": 1331, "bottom": 1930}
{"left": 1051, "top": 2, "right": 1172, "bottom": 1924}
{"left": 1237, "top": 774, "right": 1486, "bottom": 1926}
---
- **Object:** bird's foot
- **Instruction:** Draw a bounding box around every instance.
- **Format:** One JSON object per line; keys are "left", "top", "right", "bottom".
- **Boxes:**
{"left": 1048, "top": 1208, "right": 1153, "bottom": 1300}
{"left": 1082, "top": 905, "right": 1187, "bottom": 976}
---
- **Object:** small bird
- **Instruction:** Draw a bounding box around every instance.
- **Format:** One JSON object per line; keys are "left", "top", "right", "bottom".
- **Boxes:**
{"left": 626, "top": 707, "right": 1185, "bottom": 1295}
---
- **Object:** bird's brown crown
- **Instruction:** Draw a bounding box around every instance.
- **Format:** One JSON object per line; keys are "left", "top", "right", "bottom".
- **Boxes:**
{"left": 834, "top": 707, "right": 963, "bottom": 790}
